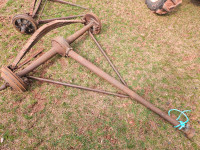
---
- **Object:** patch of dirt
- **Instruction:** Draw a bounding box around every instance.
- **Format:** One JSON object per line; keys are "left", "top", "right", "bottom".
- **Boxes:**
{"left": 144, "top": 85, "right": 152, "bottom": 96}
{"left": 0, "top": 0, "right": 7, "bottom": 8}
{"left": 149, "top": 121, "right": 157, "bottom": 130}
{"left": 127, "top": 118, "right": 135, "bottom": 127}
{"left": 29, "top": 90, "right": 47, "bottom": 114}
{"left": 30, "top": 99, "right": 45, "bottom": 114}
{"left": 182, "top": 55, "right": 196, "bottom": 61}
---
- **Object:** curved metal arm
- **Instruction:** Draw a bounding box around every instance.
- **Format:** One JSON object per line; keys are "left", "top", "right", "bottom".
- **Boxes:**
{"left": 11, "top": 19, "right": 85, "bottom": 69}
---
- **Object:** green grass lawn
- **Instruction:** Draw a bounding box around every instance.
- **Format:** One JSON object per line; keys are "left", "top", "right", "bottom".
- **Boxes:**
{"left": 0, "top": 0, "right": 200, "bottom": 149}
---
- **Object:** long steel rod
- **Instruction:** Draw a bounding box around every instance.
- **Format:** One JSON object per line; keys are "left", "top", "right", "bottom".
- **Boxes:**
{"left": 27, "top": 76, "right": 129, "bottom": 98}
{"left": 89, "top": 31, "right": 127, "bottom": 86}
{"left": 32, "top": 0, "right": 43, "bottom": 18}
{"left": 37, "top": 0, "right": 48, "bottom": 21}
{"left": 66, "top": 22, "right": 93, "bottom": 44}
{"left": 50, "top": 0, "right": 88, "bottom": 9}
{"left": 30, "top": 0, "right": 37, "bottom": 16}
{"left": 66, "top": 49, "right": 194, "bottom": 137}
{"left": 17, "top": 47, "right": 57, "bottom": 77}
{"left": 38, "top": 15, "right": 84, "bottom": 24}
{"left": 17, "top": 48, "right": 43, "bottom": 69}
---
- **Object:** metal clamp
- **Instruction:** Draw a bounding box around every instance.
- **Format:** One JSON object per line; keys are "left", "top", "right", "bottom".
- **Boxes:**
{"left": 66, "top": 47, "right": 73, "bottom": 57}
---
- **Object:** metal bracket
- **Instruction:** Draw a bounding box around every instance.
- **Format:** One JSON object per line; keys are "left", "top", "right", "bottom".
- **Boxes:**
{"left": 66, "top": 47, "right": 73, "bottom": 57}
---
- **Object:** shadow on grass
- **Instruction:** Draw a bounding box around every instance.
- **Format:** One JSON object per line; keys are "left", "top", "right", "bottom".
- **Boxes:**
{"left": 191, "top": 0, "right": 200, "bottom": 6}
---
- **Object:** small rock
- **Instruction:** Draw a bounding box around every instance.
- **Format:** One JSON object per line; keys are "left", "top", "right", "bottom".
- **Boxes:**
{"left": 1, "top": 138, "right": 3, "bottom": 143}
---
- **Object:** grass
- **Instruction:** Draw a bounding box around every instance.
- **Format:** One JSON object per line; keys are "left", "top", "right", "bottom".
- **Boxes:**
{"left": 0, "top": 0, "right": 200, "bottom": 149}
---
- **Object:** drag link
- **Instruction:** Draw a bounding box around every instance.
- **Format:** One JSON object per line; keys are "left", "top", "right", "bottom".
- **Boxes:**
{"left": 27, "top": 76, "right": 129, "bottom": 98}
{"left": 89, "top": 31, "right": 127, "bottom": 86}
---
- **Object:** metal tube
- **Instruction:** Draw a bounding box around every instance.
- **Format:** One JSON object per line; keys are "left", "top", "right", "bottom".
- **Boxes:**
{"left": 66, "top": 22, "right": 93, "bottom": 44}
{"left": 38, "top": 15, "right": 85, "bottom": 24}
{"left": 67, "top": 49, "right": 194, "bottom": 137}
{"left": 37, "top": 0, "right": 48, "bottom": 21}
{"left": 50, "top": 0, "right": 88, "bottom": 9}
{"left": 32, "top": 0, "right": 43, "bottom": 18}
{"left": 17, "top": 47, "right": 57, "bottom": 77}
{"left": 30, "top": 0, "right": 37, "bottom": 16}
{"left": 27, "top": 76, "right": 129, "bottom": 98}
{"left": 15, "top": 21, "right": 92, "bottom": 77}
{"left": 11, "top": 19, "right": 84, "bottom": 68}
{"left": 89, "top": 31, "right": 127, "bottom": 86}
{"left": 17, "top": 48, "right": 43, "bottom": 69}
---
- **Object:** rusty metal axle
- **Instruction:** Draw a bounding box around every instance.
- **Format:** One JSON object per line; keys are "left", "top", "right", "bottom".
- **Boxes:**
{"left": 11, "top": 19, "right": 85, "bottom": 69}
{"left": 52, "top": 37, "right": 195, "bottom": 139}
{"left": 0, "top": 13, "right": 195, "bottom": 138}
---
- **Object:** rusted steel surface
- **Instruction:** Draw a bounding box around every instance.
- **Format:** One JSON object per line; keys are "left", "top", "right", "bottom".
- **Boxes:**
{"left": 12, "top": 14, "right": 38, "bottom": 34}
{"left": 89, "top": 31, "right": 127, "bottom": 86}
{"left": 17, "top": 48, "right": 44, "bottom": 69}
{"left": 0, "top": 13, "right": 195, "bottom": 138}
{"left": 1, "top": 67, "right": 27, "bottom": 92}
{"left": 38, "top": 15, "right": 85, "bottom": 24}
{"left": 84, "top": 13, "right": 101, "bottom": 35}
{"left": 67, "top": 22, "right": 94, "bottom": 44}
{"left": 29, "top": 0, "right": 37, "bottom": 16}
{"left": 28, "top": 76, "right": 129, "bottom": 98}
{"left": 54, "top": 37, "right": 194, "bottom": 139}
{"left": 32, "top": 0, "right": 42, "bottom": 18}
{"left": 50, "top": 0, "right": 88, "bottom": 9}
{"left": 11, "top": 19, "right": 85, "bottom": 69}
{"left": 17, "top": 47, "right": 58, "bottom": 77}
{"left": 12, "top": 0, "right": 88, "bottom": 34}
{"left": 37, "top": 0, "right": 48, "bottom": 21}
